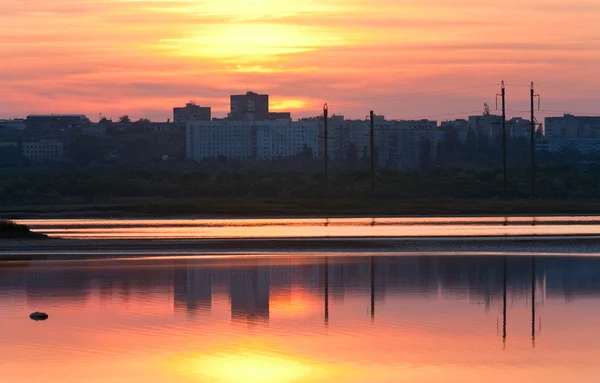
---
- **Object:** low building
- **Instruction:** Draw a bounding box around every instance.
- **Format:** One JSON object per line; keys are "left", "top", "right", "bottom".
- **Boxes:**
{"left": 26, "top": 114, "right": 89, "bottom": 133}
{"left": 440, "top": 119, "right": 469, "bottom": 142}
{"left": 173, "top": 102, "right": 211, "bottom": 123}
{"left": 21, "top": 140, "right": 64, "bottom": 163}
{"left": 149, "top": 122, "right": 186, "bottom": 132}
{"left": 82, "top": 124, "right": 107, "bottom": 136}
{"left": 0, "top": 119, "right": 27, "bottom": 131}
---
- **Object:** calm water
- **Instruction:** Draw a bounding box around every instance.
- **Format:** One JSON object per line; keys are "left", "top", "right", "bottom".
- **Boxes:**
{"left": 2, "top": 254, "right": 600, "bottom": 383}
{"left": 17, "top": 216, "right": 600, "bottom": 239}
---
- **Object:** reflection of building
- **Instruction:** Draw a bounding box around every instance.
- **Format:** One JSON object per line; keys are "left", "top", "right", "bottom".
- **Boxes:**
{"left": 230, "top": 267, "right": 270, "bottom": 321}
{"left": 174, "top": 268, "right": 212, "bottom": 314}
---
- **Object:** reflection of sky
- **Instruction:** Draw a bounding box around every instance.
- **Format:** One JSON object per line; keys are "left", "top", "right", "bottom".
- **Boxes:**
{"left": 2, "top": 255, "right": 600, "bottom": 382}
{"left": 17, "top": 217, "right": 600, "bottom": 239}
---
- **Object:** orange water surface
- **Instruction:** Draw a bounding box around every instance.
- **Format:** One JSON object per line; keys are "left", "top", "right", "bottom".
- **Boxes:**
{"left": 1, "top": 254, "right": 600, "bottom": 383}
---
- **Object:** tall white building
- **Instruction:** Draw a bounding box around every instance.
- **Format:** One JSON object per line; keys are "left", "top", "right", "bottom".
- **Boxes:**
{"left": 378, "top": 120, "right": 437, "bottom": 170}
{"left": 186, "top": 120, "right": 254, "bottom": 161}
{"left": 186, "top": 119, "right": 318, "bottom": 161}
{"left": 543, "top": 114, "right": 600, "bottom": 153}
{"left": 255, "top": 120, "right": 318, "bottom": 159}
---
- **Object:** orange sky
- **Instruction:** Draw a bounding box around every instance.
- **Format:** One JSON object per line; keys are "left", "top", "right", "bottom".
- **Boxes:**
{"left": 1, "top": 0, "right": 600, "bottom": 121}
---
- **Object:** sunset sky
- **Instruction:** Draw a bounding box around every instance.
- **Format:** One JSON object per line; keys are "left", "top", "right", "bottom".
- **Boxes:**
{"left": 1, "top": 0, "right": 599, "bottom": 121}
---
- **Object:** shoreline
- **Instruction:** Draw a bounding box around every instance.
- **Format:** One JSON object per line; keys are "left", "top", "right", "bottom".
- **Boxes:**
{"left": 3, "top": 199, "right": 600, "bottom": 219}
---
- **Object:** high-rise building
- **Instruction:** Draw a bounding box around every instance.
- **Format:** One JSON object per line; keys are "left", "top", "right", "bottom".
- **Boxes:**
{"left": 173, "top": 102, "right": 211, "bottom": 123}
{"left": 543, "top": 114, "right": 600, "bottom": 152}
{"left": 229, "top": 91, "right": 269, "bottom": 121}
{"left": 468, "top": 113, "right": 503, "bottom": 143}
{"left": 378, "top": 120, "right": 438, "bottom": 170}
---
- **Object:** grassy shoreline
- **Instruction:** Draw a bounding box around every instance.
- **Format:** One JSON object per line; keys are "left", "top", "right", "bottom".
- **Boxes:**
{"left": 1, "top": 198, "right": 600, "bottom": 219}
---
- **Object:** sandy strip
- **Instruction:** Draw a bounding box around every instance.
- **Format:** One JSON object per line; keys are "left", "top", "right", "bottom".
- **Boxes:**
{"left": 3, "top": 236, "right": 600, "bottom": 260}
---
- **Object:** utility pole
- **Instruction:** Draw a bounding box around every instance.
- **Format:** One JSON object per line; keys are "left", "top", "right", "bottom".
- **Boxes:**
{"left": 496, "top": 82, "right": 507, "bottom": 198}
{"left": 323, "top": 103, "right": 329, "bottom": 184}
{"left": 530, "top": 83, "right": 540, "bottom": 199}
{"left": 370, "top": 110, "right": 375, "bottom": 197}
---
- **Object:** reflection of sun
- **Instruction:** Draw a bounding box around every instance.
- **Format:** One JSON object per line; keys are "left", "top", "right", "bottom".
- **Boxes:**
{"left": 270, "top": 289, "right": 319, "bottom": 316}
{"left": 190, "top": 351, "right": 312, "bottom": 383}
{"left": 165, "top": 340, "right": 347, "bottom": 383}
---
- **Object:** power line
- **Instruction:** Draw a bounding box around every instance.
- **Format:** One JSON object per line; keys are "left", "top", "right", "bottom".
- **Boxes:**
{"left": 536, "top": 84, "right": 600, "bottom": 94}
{"left": 328, "top": 84, "right": 498, "bottom": 105}
{"left": 539, "top": 109, "right": 600, "bottom": 116}
{"left": 404, "top": 110, "right": 484, "bottom": 120}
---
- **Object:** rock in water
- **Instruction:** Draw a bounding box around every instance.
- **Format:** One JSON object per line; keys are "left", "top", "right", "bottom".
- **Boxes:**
{"left": 29, "top": 312, "right": 49, "bottom": 321}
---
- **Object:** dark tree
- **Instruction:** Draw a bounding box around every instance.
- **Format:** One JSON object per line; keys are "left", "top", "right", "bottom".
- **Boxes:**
{"left": 419, "top": 138, "right": 433, "bottom": 172}
{"left": 466, "top": 128, "right": 477, "bottom": 160}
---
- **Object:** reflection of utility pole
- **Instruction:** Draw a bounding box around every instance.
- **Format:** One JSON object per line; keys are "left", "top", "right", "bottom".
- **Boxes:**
{"left": 503, "top": 256, "right": 507, "bottom": 349}
{"left": 324, "top": 257, "right": 329, "bottom": 326}
{"left": 370, "top": 256, "right": 375, "bottom": 320}
{"left": 531, "top": 256, "right": 536, "bottom": 347}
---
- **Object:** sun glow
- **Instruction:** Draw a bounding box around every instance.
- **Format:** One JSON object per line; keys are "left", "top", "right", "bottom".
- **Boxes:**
{"left": 158, "top": 23, "right": 345, "bottom": 63}
{"left": 270, "top": 99, "right": 309, "bottom": 111}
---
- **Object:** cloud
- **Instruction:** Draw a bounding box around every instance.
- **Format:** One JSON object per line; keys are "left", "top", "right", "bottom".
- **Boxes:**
{"left": 0, "top": 0, "right": 599, "bottom": 120}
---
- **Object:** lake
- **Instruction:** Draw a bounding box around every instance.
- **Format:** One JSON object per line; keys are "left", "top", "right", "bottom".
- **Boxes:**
{"left": 2, "top": 253, "right": 600, "bottom": 383}
{"left": 3, "top": 217, "right": 600, "bottom": 382}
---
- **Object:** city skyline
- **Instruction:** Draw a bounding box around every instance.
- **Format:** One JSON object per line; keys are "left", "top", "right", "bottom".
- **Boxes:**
{"left": 1, "top": 1, "right": 600, "bottom": 121}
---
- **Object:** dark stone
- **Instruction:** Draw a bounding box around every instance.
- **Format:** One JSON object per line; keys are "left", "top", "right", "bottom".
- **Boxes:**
{"left": 29, "top": 312, "right": 49, "bottom": 321}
